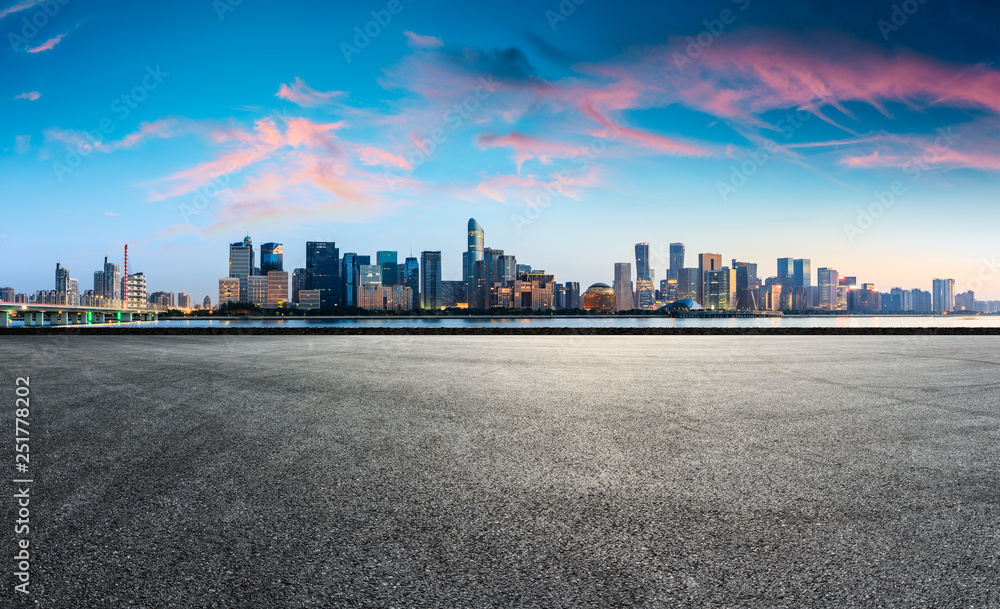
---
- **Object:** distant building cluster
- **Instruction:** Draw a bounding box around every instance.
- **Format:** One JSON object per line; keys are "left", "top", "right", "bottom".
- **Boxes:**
{"left": 220, "top": 220, "right": 579, "bottom": 312}
{"left": 5, "top": 220, "right": 999, "bottom": 315}
{"left": 583, "top": 246, "right": 997, "bottom": 314}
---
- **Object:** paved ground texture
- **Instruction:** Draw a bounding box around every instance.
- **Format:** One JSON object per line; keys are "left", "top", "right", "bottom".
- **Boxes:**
{"left": 1, "top": 335, "right": 999, "bottom": 608}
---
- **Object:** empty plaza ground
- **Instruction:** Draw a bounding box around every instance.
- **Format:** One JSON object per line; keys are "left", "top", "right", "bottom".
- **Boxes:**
{"left": 1, "top": 335, "right": 998, "bottom": 608}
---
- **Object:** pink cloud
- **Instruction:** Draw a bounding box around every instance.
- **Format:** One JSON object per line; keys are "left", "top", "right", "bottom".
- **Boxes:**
{"left": 356, "top": 145, "right": 412, "bottom": 170}
{"left": 474, "top": 167, "right": 601, "bottom": 204}
{"left": 26, "top": 32, "right": 66, "bottom": 53}
{"left": 275, "top": 77, "right": 344, "bottom": 108}
{"left": 14, "top": 91, "right": 40, "bottom": 101}
{"left": 476, "top": 131, "right": 585, "bottom": 173}
{"left": 404, "top": 31, "right": 444, "bottom": 49}
{"left": 0, "top": 0, "right": 46, "bottom": 20}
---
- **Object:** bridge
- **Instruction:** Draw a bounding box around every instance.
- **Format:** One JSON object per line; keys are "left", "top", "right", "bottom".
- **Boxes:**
{"left": 0, "top": 303, "right": 160, "bottom": 327}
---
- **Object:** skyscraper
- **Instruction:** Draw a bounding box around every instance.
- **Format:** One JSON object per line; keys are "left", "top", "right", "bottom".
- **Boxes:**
{"left": 817, "top": 268, "right": 839, "bottom": 310}
{"left": 613, "top": 263, "right": 634, "bottom": 312}
{"left": 669, "top": 243, "right": 685, "bottom": 281}
{"left": 421, "top": 251, "right": 442, "bottom": 310}
{"left": 377, "top": 251, "right": 398, "bottom": 286}
{"left": 932, "top": 278, "right": 955, "bottom": 312}
{"left": 55, "top": 262, "right": 70, "bottom": 294}
{"left": 732, "top": 260, "right": 758, "bottom": 310}
{"left": 403, "top": 256, "right": 420, "bottom": 310}
{"left": 291, "top": 268, "right": 306, "bottom": 304}
{"left": 103, "top": 257, "right": 122, "bottom": 301}
{"left": 260, "top": 242, "right": 283, "bottom": 273}
{"left": 463, "top": 218, "right": 484, "bottom": 305}
{"left": 635, "top": 243, "right": 654, "bottom": 309}
{"left": 697, "top": 253, "right": 722, "bottom": 306}
{"left": 229, "top": 236, "right": 254, "bottom": 302}
{"left": 340, "top": 254, "right": 357, "bottom": 307}
{"left": 704, "top": 268, "right": 736, "bottom": 310}
{"left": 564, "top": 282, "right": 580, "bottom": 310}
{"left": 306, "top": 241, "right": 339, "bottom": 309}
{"left": 266, "top": 271, "right": 289, "bottom": 308}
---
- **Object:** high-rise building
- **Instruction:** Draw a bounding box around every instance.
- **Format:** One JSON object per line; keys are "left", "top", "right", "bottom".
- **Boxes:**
{"left": 910, "top": 289, "right": 930, "bottom": 312}
{"left": 669, "top": 243, "right": 684, "bottom": 282}
{"left": 704, "top": 268, "right": 736, "bottom": 310}
{"left": 732, "top": 260, "right": 758, "bottom": 310}
{"left": 776, "top": 258, "right": 794, "bottom": 286}
{"left": 564, "top": 282, "right": 581, "bottom": 310}
{"left": 377, "top": 251, "right": 398, "bottom": 286}
{"left": 67, "top": 278, "right": 79, "bottom": 306}
{"left": 0, "top": 287, "right": 14, "bottom": 302}
{"left": 357, "top": 264, "right": 382, "bottom": 286}
{"left": 124, "top": 272, "right": 147, "bottom": 309}
{"left": 955, "top": 290, "right": 975, "bottom": 311}
{"left": 266, "top": 271, "right": 289, "bottom": 308}
{"left": 177, "top": 292, "right": 192, "bottom": 309}
{"left": 635, "top": 243, "right": 654, "bottom": 309}
{"left": 340, "top": 254, "right": 357, "bottom": 307}
{"left": 697, "top": 253, "right": 722, "bottom": 306}
{"left": 403, "top": 257, "right": 420, "bottom": 310}
{"left": 229, "top": 236, "right": 254, "bottom": 302}
{"left": 793, "top": 259, "right": 812, "bottom": 289}
{"left": 676, "top": 268, "right": 699, "bottom": 301}
{"left": 932, "top": 278, "right": 955, "bottom": 312}
{"left": 93, "top": 271, "right": 105, "bottom": 298}
{"left": 420, "top": 251, "right": 442, "bottom": 310}
{"left": 103, "top": 257, "right": 122, "bottom": 301}
{"left": 440, "top": 281, "right": 466, "bottom": 307}
{"left": 356, "top": 285, "right": 413, "bottom": 311}
{"left": 203, "top": 295, "right": 212, "bottom": 309}
{"left": 817, "top": 268, "right": 839, "bottom": 310}
{"left": 260, "top": 242, "right": 283, "bottom": 274}
{"left": 291, "top": 268, "right": 306, "bottom": 304}
{"left": 613, "top": 263, "right": 634, "bottom": 312}
{"left": 463, "top": 218, "right": 485, "bottom": 305}
{"left": 306, "top": 241, "right": 340, "bottom": 309}
{"left": 55, "top": 262, "right": 70, "bottom": 293}
{"left": 247, "top": 275, "right": 268, "bottom": 307}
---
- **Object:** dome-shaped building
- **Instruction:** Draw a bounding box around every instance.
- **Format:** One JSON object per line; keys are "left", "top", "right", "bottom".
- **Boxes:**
{"left": 582, "top": 283, "right": 616, "bottom": 312}
{"left": 660, "top": 298, "right": 704, "bottom": 312}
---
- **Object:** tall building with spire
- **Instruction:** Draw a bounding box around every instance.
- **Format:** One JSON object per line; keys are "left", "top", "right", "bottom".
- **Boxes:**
{"left": 634, "top": 243, "right": 654, "bottom": 309}
{"left": 463, "top": 218, "right": 484, "bottom": 305}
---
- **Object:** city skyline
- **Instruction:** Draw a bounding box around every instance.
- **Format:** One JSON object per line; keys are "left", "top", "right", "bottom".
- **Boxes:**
{"left": 8, "top": 216, "right": 996, "bottom": 315}
{"left": 4, "top": 1, "right": 1000, "bottom": 300}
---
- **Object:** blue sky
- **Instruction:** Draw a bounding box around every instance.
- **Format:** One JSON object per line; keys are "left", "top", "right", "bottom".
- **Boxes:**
{"left": 4, "top": 0, "right": 1000, "bottom": 300}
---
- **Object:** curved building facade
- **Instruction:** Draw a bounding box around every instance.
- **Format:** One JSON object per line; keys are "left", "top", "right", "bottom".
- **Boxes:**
{"left": 462, "top": 218, "right": 485, "bottom": 305}
{"left": 582, "top": 283, "right": 616, "bottom": 312}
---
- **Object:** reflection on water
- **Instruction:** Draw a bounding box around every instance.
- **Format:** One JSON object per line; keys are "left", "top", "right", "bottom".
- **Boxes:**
{"left": 33, "top": 315, "right": 1000, "bottom": 328}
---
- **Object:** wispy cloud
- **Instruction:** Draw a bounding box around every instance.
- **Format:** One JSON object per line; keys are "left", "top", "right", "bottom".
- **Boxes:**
{"left": 26, "top": 32, "right": 67, "bottom": 53}
{"left": 0, "top": 0, "right": 46, "bottom": 20}
{"left": 104, "top": 211, "right": 120, "bottom": 216}
{"left": 14, "top": 135, "right": 30, "bottom": 154}
{"left": 275, "top": 77, "right": 344, "bottom": 108}
{"left": 14, "top": 91, "right": 40, "bottom": 101}
{"left": 403, "top": 31, "right": 444, "bottom": 49}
